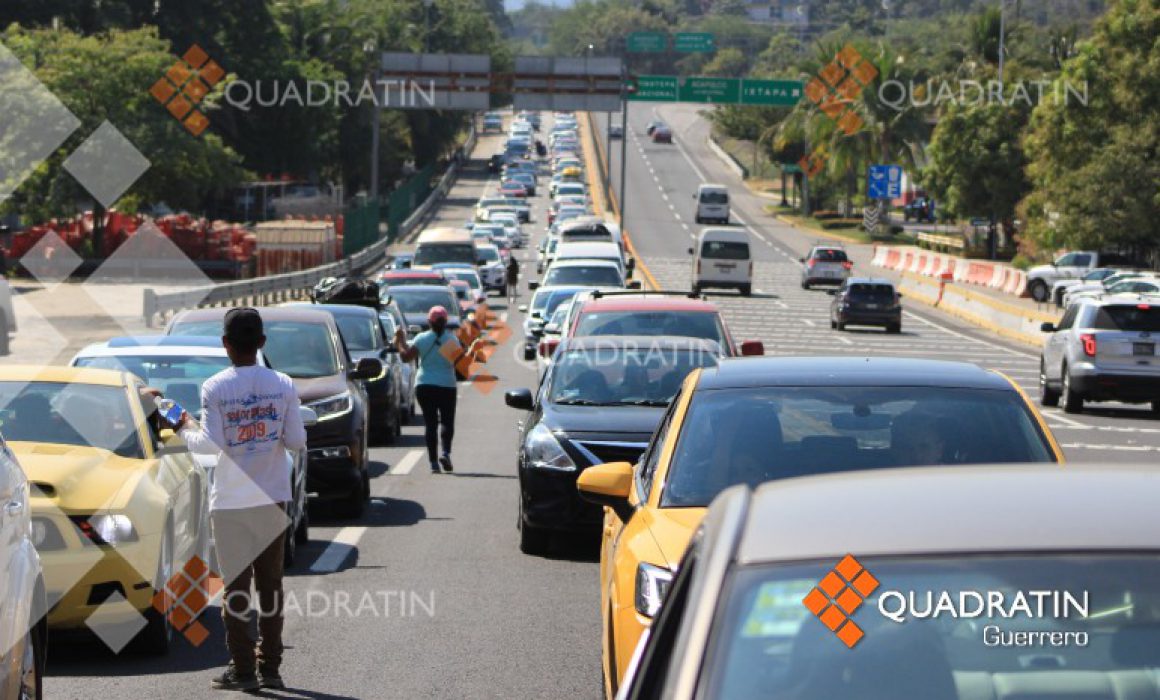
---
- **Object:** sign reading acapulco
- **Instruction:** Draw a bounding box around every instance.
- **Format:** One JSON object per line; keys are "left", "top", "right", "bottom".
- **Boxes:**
{"left": 804, "top": 555, "right": 1091, "bottom": 650}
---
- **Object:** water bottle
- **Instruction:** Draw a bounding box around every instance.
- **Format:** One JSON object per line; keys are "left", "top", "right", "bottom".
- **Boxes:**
{"left": 154, "top": 396, "right": 184, "bottom": 427}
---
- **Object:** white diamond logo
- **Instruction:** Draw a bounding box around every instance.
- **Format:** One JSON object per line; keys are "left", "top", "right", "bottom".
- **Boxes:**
{"left": 62, "top": 121, "right": 150, "bottom": 208}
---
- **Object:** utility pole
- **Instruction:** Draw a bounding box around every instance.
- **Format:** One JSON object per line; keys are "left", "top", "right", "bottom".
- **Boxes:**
{"left": 997, "top": 0, "right": 1007, "bottom": 90}
{"left": 618, "top": 78, "right": 629, "bottom": 230}
{"left": 365, "top": 40, "right": 380, "bottom": 202}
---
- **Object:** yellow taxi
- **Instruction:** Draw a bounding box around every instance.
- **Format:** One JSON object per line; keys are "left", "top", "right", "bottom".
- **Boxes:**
{"left": 0, "top": 366, "right": 209, "bottom": 653}
{"left": 578, "top": 356, "right": 1064, "bottom": 696}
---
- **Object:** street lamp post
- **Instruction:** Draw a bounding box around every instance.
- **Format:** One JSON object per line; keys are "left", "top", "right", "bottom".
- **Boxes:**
{"left": 365, "top": 40, "right": 380, "bottom": 202}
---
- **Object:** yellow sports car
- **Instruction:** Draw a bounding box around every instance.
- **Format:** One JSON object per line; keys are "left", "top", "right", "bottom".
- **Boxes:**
{"left": 0, "top": 366, "right": 208, "bottom": 654}
{"left": 578, "top": 357, "right": 1064, "bottom": 697}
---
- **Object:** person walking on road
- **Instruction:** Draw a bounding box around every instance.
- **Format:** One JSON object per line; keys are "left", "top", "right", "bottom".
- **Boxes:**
{"left": 506, "top": 256, "right": 520, "bottom": 305}
{"left": 394, "top": 306, "right": 482, "bottom": 473}
{"left": 178, "top": 308, "right": 307, "bottom": 692}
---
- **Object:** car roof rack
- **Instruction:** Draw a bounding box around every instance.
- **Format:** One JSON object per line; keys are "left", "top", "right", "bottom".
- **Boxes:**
{"left": 589, "top": 289, "right": 705, "bottom": 300}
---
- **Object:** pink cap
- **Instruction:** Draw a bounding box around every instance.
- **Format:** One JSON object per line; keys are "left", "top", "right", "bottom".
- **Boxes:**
{"left": 427, "top": 306, "right": 449, "bottom": 323}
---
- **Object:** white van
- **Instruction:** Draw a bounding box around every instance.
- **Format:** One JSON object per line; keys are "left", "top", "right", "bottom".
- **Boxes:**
{"left": 694, "top": 184, "right": 730, "bottom": 224}
{"left": 554, "top": 241, "right": 627, "bottom": 277}
{"left": 690, "top": 228, "right": 752, "bottom": 296}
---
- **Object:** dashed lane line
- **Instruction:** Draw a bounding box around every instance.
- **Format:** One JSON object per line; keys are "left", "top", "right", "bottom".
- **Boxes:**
{"left": 392, "top": 449, "right": 423, "bottom": 476}
{"left": 309, "top": 526, "right": 368, "bottom": 574}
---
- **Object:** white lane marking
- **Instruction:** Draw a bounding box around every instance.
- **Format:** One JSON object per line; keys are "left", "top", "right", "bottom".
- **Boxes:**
{"left": 1060, "top": 443, "right": 1160, "bottom": 453}
{"left": 835, "top": 335, "right": 854, "bottom": 346}
{"left": 1038, "top": 410, "right": 1092, "bottom": 429}
{"left": 681, "top": 222, "right": 690, "bottom": 231}
{"left": 902, "top": 311, "right": 1037, "bottom": 360}
{"left": 803, "top": 319, "right": 816, "bottom": 327}
{"left": 661, "top": 191, "right": 668, "bottom": 201}
{"left": 310, "top": 526, "right": 368, "bottom": 573}
{"left": 392, "top": 449, "right": 423, "bottom": 475}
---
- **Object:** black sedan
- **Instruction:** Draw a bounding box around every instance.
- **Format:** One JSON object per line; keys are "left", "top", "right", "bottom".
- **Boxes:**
{"left": 829, "top": 278, "right": 903, "bottom": 333}
{"left": 504, "top": 335, "right": 721, "bottom": 555}
{"left": 388, "top": 284, "right": 463, "bottom": 335}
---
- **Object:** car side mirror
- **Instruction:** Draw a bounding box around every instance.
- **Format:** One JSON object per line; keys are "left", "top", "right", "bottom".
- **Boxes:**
{"left": 299, "top": 406, "right": 319, "bottom": 428}
{"left": 351, "top": 357, "right": 383, "bottom": 380}
{"left": 528, "top": 281, "right": 539, "bottom": 290}
{"left": 577, "top": 461, "right": 635, "bottom": 522}
{"left": 687, "top": 247, "right": 694, "bottom": 256}
{"left": 518, "top": 304, "right": 528, "bottom": 313}
{"left": 1040, "top": 322, "right": 1057, "bottom": 333}
{"left": 740, "top": 340, "right": 764, "bottom": 357}
{"left": 504, "top": 388, "right": 534, "bottom": 411}
{"left": 628, "top": 281, "right": 642, "bottom": 290}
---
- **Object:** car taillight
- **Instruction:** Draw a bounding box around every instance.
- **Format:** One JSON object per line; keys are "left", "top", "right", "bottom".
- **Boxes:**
{"left": 842, "top": 261, "right": 853, "bottom": 270}
{"left": 1080, "top": 333, "right": 1097, "bottom": 357}
{"left": 806, "top": 259, "right": 815, "bottom": 269}
{"left": 538, "top": 338, "right": 559, "bottom": 357}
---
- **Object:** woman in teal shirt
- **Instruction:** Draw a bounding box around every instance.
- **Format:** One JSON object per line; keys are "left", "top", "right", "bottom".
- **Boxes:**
{"left": 394, "top": 306, "right": 480, "bottom": 473}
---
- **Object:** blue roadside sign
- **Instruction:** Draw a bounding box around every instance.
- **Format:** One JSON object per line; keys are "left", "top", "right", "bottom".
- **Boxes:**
{"left": 867, "top": 165, "right": 902, "bottom": 200}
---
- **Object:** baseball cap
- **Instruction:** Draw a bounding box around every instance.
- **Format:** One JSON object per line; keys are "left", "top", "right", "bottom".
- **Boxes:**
{"left": 427, "top": 306, "right": 449, "bottom": 323}
{"left": 223, "top": 307, "right": 264, "bottom": 342}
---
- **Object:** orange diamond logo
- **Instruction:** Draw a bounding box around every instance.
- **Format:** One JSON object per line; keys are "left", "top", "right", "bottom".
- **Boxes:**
{"left": 802, "top": 555, "right": 877, "bottom": 648}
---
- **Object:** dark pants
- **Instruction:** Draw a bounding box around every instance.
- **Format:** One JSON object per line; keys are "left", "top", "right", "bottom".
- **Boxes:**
{"left": 211, "top": 504, "right": 287, "bottom": 675}
{"left": 415, "top": 384, "right": 456, "bottom": 463}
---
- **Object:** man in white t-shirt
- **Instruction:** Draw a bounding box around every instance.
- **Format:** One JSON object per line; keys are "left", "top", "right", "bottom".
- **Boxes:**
{"left": 179, "top": 307, "right": 306, "bottom": 692}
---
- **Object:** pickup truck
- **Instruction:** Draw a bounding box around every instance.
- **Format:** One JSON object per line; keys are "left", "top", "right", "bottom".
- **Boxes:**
{"left": 1026, "top": 251, "right": 1139, "bottom": 302}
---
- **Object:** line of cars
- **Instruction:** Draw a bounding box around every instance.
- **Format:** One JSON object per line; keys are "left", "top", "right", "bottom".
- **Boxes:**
{"left": 498, "top": 110, "right": 1079, "bottom": 699}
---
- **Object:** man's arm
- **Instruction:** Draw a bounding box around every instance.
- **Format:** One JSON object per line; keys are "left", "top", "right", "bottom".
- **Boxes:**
{"left": 282, "top": 376, "right": 308, "bottom": 451}
{"left": 179, "top": 382, "right": 227, "bottom": 455}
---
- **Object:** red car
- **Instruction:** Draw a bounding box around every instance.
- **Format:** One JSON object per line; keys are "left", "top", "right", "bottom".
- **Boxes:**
{"left": 379, "top": 269, "right": 446, "bottom": 290}
{"left": 651, "top": 125, "right": 672, "bottom": 143}
{"left": 538, "top": 290, "right": 764, "bottom": 362}
{"left": 499, "top": 182, "right": 528, "bottom": 198}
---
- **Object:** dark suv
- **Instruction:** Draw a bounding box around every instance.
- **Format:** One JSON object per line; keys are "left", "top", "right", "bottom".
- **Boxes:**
{"left": 166, "top": 307, "right": 382, "bottom": 517}
{"left": 829, "top": 278, "right": 903, "bottom": 333}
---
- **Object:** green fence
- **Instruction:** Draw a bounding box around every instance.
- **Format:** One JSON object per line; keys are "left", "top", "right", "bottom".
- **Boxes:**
{"left": 341, "top": 164, "right": 438, "bottom": 257}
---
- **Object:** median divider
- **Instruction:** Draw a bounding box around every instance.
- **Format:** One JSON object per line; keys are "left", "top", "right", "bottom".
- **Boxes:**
{"left": 578, "top": 112, "right": 660, "bottom": 291}
{"left": 142, "top": 128, "right": 478, "bottom": 326}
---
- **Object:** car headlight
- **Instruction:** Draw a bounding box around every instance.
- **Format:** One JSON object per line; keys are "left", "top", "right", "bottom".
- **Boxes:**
{"left": 635, "top": 563, "right": 674, "bottom": 618}
{"left": 309, "top": 392, "right": 353, "bottom": 421}
{"left": 88, "top": 514, "right": 138, "bottom": 545}
{"left": 524, "top": 423, "right": 577, "bottom": 472}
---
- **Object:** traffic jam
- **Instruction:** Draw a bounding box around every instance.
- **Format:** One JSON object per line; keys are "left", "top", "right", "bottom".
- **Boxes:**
{"left": 3, "top": 105, "right": 1160, "bottom": 700}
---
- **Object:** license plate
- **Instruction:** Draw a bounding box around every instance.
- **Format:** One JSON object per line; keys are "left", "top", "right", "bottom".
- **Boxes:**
{"left": 865, "top": 304, "right": 879, "bottom": 310}
{"left": 715, "top": 263, "right": 735, "bottom": 270}
{"left": 824, "top": 271, "right": 836, "bottom": 278}
{"left": 1133, "top": 342, "right": 1155, "bottom": 356}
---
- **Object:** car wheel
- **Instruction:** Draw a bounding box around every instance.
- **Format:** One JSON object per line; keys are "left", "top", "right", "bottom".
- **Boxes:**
{"left": 283, "top": 518, "right": 297, "bottom": 566}
{"left": 1061, "top": 368, "right": 1084, "bottom": 414}
{"left": 335, "top": 479, "right": 367, "bottom": 519}
{"left": 830, "top": 319, "right": 837, "bottom": 329}
{"left": 134, "top": 523, "right": 174, "bottom": 654}
{"left": 802, "top": 281, "right": 810, "bottom": 290}
{"left": 294, "top": 499, "right": 310, "bottom": 545}
{"left": 517, "top": 498, "right": 550, "bottom": 556}
{"left": 382, "top": 404, "right": 399, "bottom": 445}
{"left": 740, "top": 284, "right": 752, "bottom": 297}
{"left": 691, "top": 284, "right": 701, "bottom": 296}
{"left": 887, "top": 323, "right": 902, "bottom": 334}
{"left": 1029, "top": 280, "right": 1049, "bottom": 303}
{"left": 836, "top": 321, "right": 846, "bottom": 331}
{"left": 18, "top": 620, "right": 42, "bottom": 700}
{"left": 1039, "top": 360, "right": 1060, "bottom": 407}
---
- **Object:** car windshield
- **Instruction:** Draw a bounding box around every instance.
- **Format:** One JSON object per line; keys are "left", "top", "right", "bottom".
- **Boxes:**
{"left": 443, "top": 269, "right": 482, "bottom": 289}
{"left": 847, "top": 284, "right": 896, "bottom": 301}
{"left": 415, "top": 243, "right": 475, "bottom": 266}
{"left": 477, "top": 247, "right": 500, "bottom": 263}
{"left": 700, "top": 191, "right": 728, "bottom": 204}
{"left": 544, "top": 265, "right": 622, "bottom": 287}
{"left": 0, "top": 381, "right": 143, "bottom": 458}
{"left": 662, "top": 386, "right": 1055, "bottom": 508}
{"left": 547, "top": 345, "right": 718, "bottom": 406}
{"left": 812, "top": 248, "right": 849, "bottom": 262}
{"left": 704, "top": 555, "right": 1160, "bottom": 700}
{"left": 702, "top": 241, "right": 749, "bottom": 260}
{"left": 73, "top": 353, "right": 230, "bottom": 417}
{"left": 1092, "top": 305, "right": 1160, "bottom": 331}
{"left": 574, "top": 310, "right": 726, "bottom": 348}
{"left": 170, "top": 319, "right": 340, "bottom": 378}
{"left": 392, "top": 288, "right": 457, "bottom": 315}
{"left": 334, "top": 315, "right": 380, "bottom": 352}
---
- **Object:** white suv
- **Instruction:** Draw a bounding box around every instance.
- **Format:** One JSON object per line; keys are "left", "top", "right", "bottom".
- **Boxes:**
{"left": 1039, "top": 296, "right": 1160, "bottom": 414}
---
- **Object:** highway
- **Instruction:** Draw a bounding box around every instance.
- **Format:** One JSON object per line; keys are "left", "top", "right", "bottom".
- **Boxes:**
{"left": 42, "top": 108, "right": 1160, "bottom": 699}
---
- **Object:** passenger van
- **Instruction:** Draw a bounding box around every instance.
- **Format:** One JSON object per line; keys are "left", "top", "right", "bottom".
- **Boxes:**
{"left": 413, "top": 228, "right": 477, "bottom": 269}
{"left": 557, "top": 217, "right": 623, "bottom": 250}
{"left": 694, "top": 183, "right": 730, "bottom": 224}
{"left": 689, "top": 227, "right": 752, "bottom": 296}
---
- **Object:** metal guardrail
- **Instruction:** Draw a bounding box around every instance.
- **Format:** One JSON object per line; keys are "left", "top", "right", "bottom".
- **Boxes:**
{"left": 917, "top": 231, "right": 965, "bottom": 249}
{"left": 143, "top": 127, "right": 477, "bottom": 327}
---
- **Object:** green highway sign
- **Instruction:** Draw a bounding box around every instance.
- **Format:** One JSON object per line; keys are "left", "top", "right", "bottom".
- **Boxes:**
{"left": 630, "top": 75, "right": 679, "bottom": 101}
{"left": 739, "top": 79, "right": 803, "bottom": 106}
{"left": 673, "top": 32, "right": 715, "bottom": 53}
{"left": 678, "top": 76, "right": 739, "bottom": 103}
{"left": 627, "top": 32, "right": 668, "bottom": 53}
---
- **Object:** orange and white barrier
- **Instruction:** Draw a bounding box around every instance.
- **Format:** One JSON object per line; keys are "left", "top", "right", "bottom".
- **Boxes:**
{"left": 872, "top": 245, "right": 1028, "bottom": 299}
